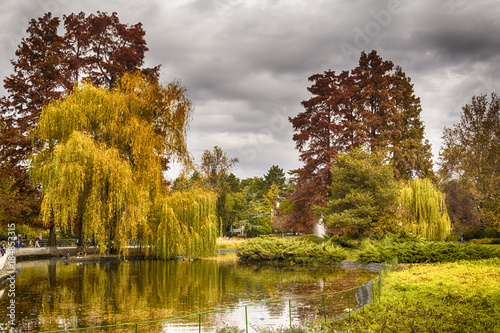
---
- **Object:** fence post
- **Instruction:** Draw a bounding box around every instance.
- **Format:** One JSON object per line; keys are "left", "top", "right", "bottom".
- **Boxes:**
{"left": 199, "top": 313, "right": 201, "bottom": 333}
{"left": 322, "top": 294, "right": 327, "bottom": 323}
{"left": 136, "top": 323, "right": 138, "bottom": 333}
{"left": 245, "top": 306, "right": 248, "bottom": 333}
{"left": 289, "top": 299, "right": 292, "bottom": 327}
{"left": 348, "top": 290, "right": 351, "bottom": 320}
{"left": 361, "top": 285, "right": 365, "bottom": 313}
{"left": 379, "top": 273, "right": 382, "bottom": 302}
{"left": 378, "top": 276, "right": 382, "bottom": 303}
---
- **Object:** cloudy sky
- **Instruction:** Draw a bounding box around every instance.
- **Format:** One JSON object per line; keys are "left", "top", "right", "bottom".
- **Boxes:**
{"left": 1, "top": 0, "right": 499, "bottom": 180}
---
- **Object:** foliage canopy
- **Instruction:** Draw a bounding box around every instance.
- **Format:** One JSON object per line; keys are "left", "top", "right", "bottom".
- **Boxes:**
{"left": 439, "top": 93, "right": 500, "bottom": 230}
{"left": 286, "top": 50, "right": 433, "bottom": 232}
{"left": 399, "top": 178, "right": 451, "bottom": 241}
{"left": 31, "top": 72, "right": 216, "bottom": 257}
{"left": 322, "top": 148, "right": 399, "bottom": 236}
{"left": 0, "top": 11, "right": 158, "bottom": 228}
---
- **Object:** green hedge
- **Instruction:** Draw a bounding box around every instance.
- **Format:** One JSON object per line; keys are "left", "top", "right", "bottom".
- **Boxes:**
{"left": 358, "top": 234, "right": 500, "bottom": 263}
{"left": 235, "top": 236, "right": 347, "bottom": 264}
{"left": 469, "top": 238, "right": 500, "bottom": 245}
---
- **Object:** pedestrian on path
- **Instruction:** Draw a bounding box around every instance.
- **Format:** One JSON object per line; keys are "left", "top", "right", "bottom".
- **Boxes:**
{"left": 35, "top": 234, "right": 40, "bottom": 247}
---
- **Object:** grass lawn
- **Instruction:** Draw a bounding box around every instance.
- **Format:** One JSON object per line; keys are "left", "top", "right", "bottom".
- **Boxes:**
{"left": 216, "top": 237, "right": 246, "bottom": 251}
{"left": 215, "top": 237, "right": 499, "bottom": 332}
{"left": 326, "top": 258, "right": 500, "bottom": 332}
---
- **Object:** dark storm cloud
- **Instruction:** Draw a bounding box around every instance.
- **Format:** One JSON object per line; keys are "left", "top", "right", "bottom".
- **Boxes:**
{"left": 2, "top": 0, "right": 500, "bottom": 179}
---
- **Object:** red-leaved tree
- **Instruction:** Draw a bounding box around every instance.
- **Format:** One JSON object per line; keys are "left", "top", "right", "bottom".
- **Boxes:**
{"left": 285, "top": 50, "right": 433, "bottom": 232}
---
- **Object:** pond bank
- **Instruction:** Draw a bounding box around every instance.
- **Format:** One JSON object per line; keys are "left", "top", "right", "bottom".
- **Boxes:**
{"left": 7, "top": 247, "right": 383, "bottom": 274}
{"left": 4, "top": 254, "right": 379, "bottom": 332}
{"left": 338, "top": 260, "right": 382, "bottom": 272}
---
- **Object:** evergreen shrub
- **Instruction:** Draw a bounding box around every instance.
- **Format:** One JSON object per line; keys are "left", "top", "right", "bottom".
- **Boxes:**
{"left": 235, "top": 236, "right": 347, "bottom": 264}
{"left": 470, "top": 238, "right": 500, "bottom": 245}
{"left": 358, "top": 233, "right": 499, "bottom": 263}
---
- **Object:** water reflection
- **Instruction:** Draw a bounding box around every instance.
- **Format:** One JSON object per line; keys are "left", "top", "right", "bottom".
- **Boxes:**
{"left": 1, "top": 258, "right": 376, "bottom": 332}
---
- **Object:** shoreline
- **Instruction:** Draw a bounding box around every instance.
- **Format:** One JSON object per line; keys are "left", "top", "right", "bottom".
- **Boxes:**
{"left": 2, "top": 246, "right": 383, "bottom": 274}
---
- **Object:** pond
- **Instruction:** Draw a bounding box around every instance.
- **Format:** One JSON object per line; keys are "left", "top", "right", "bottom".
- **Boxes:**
{"left": 2, "top": 257, "right": 377, "bottom": 332}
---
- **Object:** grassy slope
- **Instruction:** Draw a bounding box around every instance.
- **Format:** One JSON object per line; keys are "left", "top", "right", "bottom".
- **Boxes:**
{"left": 326, "top": 258, "right": 500, "bottom": 332}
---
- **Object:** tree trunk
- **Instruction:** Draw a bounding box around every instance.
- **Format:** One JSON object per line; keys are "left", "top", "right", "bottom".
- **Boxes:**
{"left": 48, "top": 224, "right": 58, "bottom": 256}
{"left": 77, "top": 216, "right": 85, "bottom": 251}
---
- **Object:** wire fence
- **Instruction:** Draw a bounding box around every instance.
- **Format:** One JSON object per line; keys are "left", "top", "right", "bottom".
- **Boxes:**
{"left": 40, "top": 262, "right": 389, "bottom": 333}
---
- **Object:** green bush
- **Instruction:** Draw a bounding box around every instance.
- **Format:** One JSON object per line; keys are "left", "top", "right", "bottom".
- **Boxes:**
{"left": 358, "top": 233, "right": 500, "bottom": 263}
{"left": 235, "top": 236, "right": 347, "bottom": 264}
{"left": 447, "top": 232, "right": 461, "bottom": 242}
{"left": 296, "top": 234, "right": 325, "bottom": 244}
{"left": 327, "top": 235, "right": 359, "bottom": 249}
{"left": 470, "top": 238, "right": 500, "bottom": 244}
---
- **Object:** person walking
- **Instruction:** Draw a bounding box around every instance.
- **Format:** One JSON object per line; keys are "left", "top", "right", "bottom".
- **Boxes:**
{"left": 35, "top": 234, "right": 40, "bottom": 247}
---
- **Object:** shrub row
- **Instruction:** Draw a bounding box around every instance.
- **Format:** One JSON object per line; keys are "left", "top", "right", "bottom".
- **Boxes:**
{"left": 235, "top": 236, "right": 347, "bottom": 264}
{"left": 358, "top": 234, "right": 500, "bottom": 263}
{"left": 469, "top": 238, "right": 500, "bottom": 245}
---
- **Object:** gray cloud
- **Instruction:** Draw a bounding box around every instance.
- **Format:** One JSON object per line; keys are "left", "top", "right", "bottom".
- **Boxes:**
{"left": 2, "top": 0, "right": 500, "bottom": 179}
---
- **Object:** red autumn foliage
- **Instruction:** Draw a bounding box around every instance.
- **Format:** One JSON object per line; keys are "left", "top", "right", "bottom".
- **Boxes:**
{"left": 0, "top": 11, "right": 158, "bottom": 226}
{"left": 284, "top": 50, "right": 433, "bottom": 232}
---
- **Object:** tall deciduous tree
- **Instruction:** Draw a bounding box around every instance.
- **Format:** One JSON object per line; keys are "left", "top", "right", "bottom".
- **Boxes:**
{"left": 31, "top": 73, "right": 193, "bottom": 255}
{"left": 441, "top": 180, "right": 480, "bottom": 233}
{"left": 199, "top": 146, "right": 238, "bottom": 236}
{"left": 392, "top": 69, "right": 434, "bottom": 180}
{"left": 200, "top": 146, "right": 239, "bottom": 193}
{"left": 151, "top": 189, "right": 217, "bottom": 259}
{"left": 0, "top": 12, "right": 158, "bottom": 230}
{"left": 439, "top": 93, "right": 500, "bottom": 230}
{"left": 286, "top": 50, "right": 433, "bottom": 232}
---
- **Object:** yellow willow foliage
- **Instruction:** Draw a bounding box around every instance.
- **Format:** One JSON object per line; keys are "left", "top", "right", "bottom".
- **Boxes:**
{"left": 148, "top": 189, "right": 217, "bottom": 259}
{"left": 399, "top": 178, "right": 451, "bottom": 241}
{"left": 34, "top": 131, "right": 148, "bottom": 254}
{"left": 31, "top": 72, "right": 194, "bottom": 256}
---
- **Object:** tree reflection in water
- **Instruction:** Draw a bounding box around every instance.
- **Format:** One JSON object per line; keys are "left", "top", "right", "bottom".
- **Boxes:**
{"left": 3, "top": 258, "right": 376, "bottom": 332}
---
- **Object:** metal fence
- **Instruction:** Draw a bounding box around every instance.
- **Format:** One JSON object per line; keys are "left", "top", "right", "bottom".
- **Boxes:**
{"left": 41, "top": 262, "right": 388, "bottom": 333}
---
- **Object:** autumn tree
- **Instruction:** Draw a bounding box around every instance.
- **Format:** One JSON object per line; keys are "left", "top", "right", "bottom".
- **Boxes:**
{"left": 441, "top": 180, "right": 480, "bottom": 233}
{"left": 0, "top": 12, "right": 158, "bottom": 231}
{"left": 391, "top": 69, "right": 434, "bottom": 180}
{"left": 198, "top": 146, "right": 239, "bottom": 236}
{"left": 151, "top": 189, "right": 217, "bottom": 259}
{"left": 321, "top": 148, "right": 399, "bottom": 237}
{"left": 199, "top": 146, "right": 239, "bottom": 193}
{"left": 439, "top": 93, "right": 500, "bottom": 230}
{"left": 0, "top": 13, "right": 62, "bottom": 230}
{"left": 286, "top": 50, "right": 433, "bottom": 232}
{"left": 399, "top": 178, "right": 451, "bottom": 241}
{"left": 31, "top": 73, "right": 196, "bottom": 255}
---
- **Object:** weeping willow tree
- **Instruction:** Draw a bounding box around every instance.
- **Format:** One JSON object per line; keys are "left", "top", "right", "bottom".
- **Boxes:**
{"left": 399, "top": 178, "right": 451, "bottom": 241}
{"left": 149, "top": 189, "right": 217, "bottom": 259}
{"left": 31, "top": 72, "right": 217, "bottom": 257}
